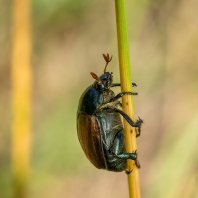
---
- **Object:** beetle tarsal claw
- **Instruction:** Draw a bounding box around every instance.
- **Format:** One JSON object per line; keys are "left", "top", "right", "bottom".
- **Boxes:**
{"left": 125, "top": 166, "right": 133, "bottom": 175}
{"left": 135, "top": 159, "right": 141, "bottom": 169}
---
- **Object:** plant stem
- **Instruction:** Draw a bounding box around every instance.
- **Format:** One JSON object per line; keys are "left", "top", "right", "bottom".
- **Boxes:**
{"left": 114, "top": 0, "right": 141, "bottom": 198}
{"left": 11, "top": 0, "right": 32, "bottom": 197}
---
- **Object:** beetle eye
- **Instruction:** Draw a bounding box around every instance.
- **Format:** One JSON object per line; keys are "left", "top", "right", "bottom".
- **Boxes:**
{"left": 107, "top": 81, "right": 111, "bottom": 87}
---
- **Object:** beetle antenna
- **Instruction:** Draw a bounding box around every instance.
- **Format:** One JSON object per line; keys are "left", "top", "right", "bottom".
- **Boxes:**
{"left": 90, "top": 72, "right": 101, "bottom": 82}
{"left": 103, "top": 53, "right": 113, "bottom": 73}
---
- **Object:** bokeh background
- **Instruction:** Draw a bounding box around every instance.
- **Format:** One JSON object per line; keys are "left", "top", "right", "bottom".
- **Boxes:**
{"left": 1, "top": 0, "right": 198, "bottom": 197}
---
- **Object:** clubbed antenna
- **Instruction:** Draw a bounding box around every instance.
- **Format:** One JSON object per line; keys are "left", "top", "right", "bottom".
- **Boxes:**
{"left": 103, "top": 53, "right": 113, "bottom": 73}
{"left": 90, "top": 72, "right": 101, "bottom": 82}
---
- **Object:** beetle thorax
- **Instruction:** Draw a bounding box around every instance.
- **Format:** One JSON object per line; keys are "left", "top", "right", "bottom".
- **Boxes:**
{"left": 103, "top": 89, "right": 114, "bottom": 103}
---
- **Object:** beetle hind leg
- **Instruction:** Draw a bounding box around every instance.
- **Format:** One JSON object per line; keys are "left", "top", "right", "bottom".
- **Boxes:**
{"left": 125, "top": 166, "right": 133, "bottom": 175}
{"left": 111, "top": 131, "right": 137, "bottom": 161}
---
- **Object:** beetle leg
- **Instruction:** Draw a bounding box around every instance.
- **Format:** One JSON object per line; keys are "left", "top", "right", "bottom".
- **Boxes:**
{"left": 116, "top": 101, "right": 122, "bottom": 108}
{"left": 111, "top": 131, "right": 125, "bottom": 155}
{"left": 135, "top": 158, "right": 141, "bottom": 169}
{"left": 111, "top": 83, "right": 137, "bottom": 87}
{"left": 125, "top": 159, "right": 141, "bottom": 173}
{"left": 135, "top": 125, "right": 141, "bottom": 137}
{"left": 110, "top": 91, "right": 138, "bottom": 102}
{"left": 114, "top": 151, "right": 137, "bottom": 160}
{"left": 101, "top": 107, "right": 143, "bottom": 128}
{"left": 125, "top": 166, "right": 133, "bottom": 175}
{"left": 116, "top": 109, "right": 143, "bottom": 128}
{"left": 111, "top": 131, "right": 137, "bottom": 161}
{"left": 135, "top": 116, "right": 143, "bottom": 137}
{"left": 103, "top": 124, "right": 123, "bottom": 146}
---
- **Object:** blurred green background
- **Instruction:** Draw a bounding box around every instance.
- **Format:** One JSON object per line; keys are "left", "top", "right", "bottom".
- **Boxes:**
{"left": 1, "top": 0, "right": 198, "bottom": 197}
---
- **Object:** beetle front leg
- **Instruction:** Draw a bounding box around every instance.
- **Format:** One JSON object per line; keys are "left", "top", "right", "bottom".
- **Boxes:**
{"left": 110, "top": 91, "right": 138, "bottom": 102}
{"left": 111, "top": 83, "right": 137, "bottom": 87}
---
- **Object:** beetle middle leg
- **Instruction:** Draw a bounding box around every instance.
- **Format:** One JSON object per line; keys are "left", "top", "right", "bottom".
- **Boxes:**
{"left": 100, "top": 106, "right": 143, "bottom": 129}
{"left": 135, "top": 123, "right": 141, "bottom": 138}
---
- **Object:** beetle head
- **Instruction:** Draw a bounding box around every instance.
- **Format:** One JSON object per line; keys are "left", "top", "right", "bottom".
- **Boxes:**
{"left": 91, "top": 53, "right": 113, "bottom": 91}
{"left": 91, "top": 71, "right": 113, "bottom": 91}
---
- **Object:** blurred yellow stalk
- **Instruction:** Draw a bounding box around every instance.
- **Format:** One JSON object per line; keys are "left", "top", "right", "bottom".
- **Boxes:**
{"left": 11, "top": 0, "right": 32, "bottom": 197}
{"left": 114, "top": 0, "right": 141, "bottom": 198}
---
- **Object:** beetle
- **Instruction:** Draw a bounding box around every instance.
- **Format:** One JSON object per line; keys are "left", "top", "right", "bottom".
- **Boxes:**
{"left": 77, "top": 53, "right": 143, "bottom": 173}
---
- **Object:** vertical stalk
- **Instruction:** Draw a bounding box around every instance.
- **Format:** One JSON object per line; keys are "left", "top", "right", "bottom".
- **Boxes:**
{"left": 11, "top": 0, "right": 32, "bottom": 197}
{"left": 114, "top": 0, "right": 141, "bottom": 198}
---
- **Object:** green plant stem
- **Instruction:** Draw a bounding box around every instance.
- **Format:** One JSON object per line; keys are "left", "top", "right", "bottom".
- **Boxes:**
{"left": 114, "top": 0, "right": 141, "bottom": 198}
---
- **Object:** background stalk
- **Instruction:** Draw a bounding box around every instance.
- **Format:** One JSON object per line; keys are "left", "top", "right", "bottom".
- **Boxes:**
{"left": 11, "top": 0, "right": 32, "bottom": 197}
{"left": 114, "top": 0, "right": 141, "bottom": 198}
